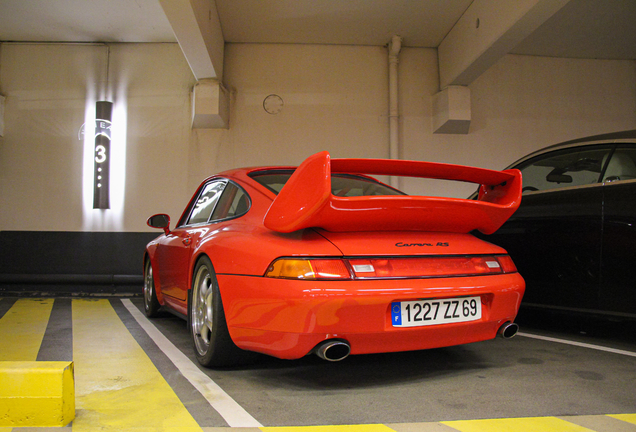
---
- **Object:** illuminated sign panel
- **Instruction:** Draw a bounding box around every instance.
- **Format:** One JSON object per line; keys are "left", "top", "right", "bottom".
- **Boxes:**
{"left": 93, "top": 101, "right": 113, "bottom": 209}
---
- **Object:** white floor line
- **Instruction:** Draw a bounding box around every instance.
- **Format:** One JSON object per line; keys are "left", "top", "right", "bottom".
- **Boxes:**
{"left": 518, "top": 331, "right": 636, "bottom": 358}
{"left": 121, "top": 299, "right": 263, "bottom": 428}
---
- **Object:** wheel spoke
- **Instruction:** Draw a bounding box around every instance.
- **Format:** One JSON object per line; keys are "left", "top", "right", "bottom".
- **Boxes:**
{"left": 205, "top": 290, "right": 214, "bottom": 325}
{"left": 200, "top": 275, "right": 211, "bottom": 297}
{"left": 200, "top": 322, "right": 210, "bottom": 344}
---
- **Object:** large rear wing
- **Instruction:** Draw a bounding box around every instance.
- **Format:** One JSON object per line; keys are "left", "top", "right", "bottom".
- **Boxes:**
{"left": 264, "top": 151, "right": 521, "bottom": 234}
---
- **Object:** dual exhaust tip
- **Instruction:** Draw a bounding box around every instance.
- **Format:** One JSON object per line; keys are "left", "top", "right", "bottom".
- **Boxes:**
{"left": 498, "top": 321, "right": 519, "bottom": 339}
{"left": 314, "top": 322, "right": 519, "bottom": 362}
{"left": 314, "top": 339, "right": 351, "bottom": 362}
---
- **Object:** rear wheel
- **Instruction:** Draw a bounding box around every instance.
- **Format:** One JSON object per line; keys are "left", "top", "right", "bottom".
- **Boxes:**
{"left": 143, "top": 259, "right": 161, "bottom": 317}
{"left": 189, "top": 256, "right": 255, "bottom": 367}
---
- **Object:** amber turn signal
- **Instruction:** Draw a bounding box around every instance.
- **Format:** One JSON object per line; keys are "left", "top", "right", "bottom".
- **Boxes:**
{"left": 265, "top": 259, "right": 351, "bottom": 280}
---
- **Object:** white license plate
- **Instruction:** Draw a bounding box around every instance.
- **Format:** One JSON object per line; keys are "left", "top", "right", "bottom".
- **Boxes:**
{"left": 391, "top": 296, "right": 482, "bottom": 327}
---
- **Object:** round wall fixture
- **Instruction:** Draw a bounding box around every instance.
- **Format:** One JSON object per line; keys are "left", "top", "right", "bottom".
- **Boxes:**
{"left": 263, "top": 94, "right": 284, "bottom": 114}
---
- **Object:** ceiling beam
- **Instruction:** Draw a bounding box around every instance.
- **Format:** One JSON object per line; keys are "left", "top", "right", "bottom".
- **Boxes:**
{"left": 438, "top": 0, "right": 571, "bottom": 89}
{"left": 158, "top": 0, "right": 225, "bottom": 81}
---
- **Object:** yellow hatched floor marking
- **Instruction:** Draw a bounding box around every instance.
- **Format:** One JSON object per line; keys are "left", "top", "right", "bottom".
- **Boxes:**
{"left": 0, "top": 298, "right": 53, "bottom": 361}
{"left": 609, "top": 414, "right": 636, "bottom": 425}
{"left": 72, "top": 299, "right": 203, "bottom": 432}
{"left": 260, "top": 425, "right": 396, "bottom": 432}
{"left": 442, "top": 417, "right": 595, "bottom": 432}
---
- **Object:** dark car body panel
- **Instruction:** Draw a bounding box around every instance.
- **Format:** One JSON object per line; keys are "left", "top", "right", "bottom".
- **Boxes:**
{"left": 601, "top": 180, "right": 636, "bottom": 315}
{"left": 479, "top": 131, "right": 636, "bottom": 319}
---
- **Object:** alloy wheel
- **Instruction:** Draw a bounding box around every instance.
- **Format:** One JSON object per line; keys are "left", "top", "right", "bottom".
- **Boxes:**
{"left": 143, "top": 263, "right": 153, "bottom": 310}
{"left": 192, "top": 264, "right": 215, "bottom": 356}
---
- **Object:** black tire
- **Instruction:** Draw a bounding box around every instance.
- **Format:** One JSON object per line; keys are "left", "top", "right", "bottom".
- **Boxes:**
{"left": 143, "top": 259, "right": 161, "bottom": 317}
{"left": 189, "top": 256, "right": 256, "bottom": 367}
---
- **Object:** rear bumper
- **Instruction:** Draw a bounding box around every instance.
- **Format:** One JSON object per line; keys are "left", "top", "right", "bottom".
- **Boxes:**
{"left": 217, "top": 273, "right": 525, "bottom": 359}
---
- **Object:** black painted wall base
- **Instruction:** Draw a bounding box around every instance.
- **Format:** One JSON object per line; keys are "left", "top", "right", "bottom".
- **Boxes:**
{"left": 0, "top": 231, "right": 158, "bottom": 296}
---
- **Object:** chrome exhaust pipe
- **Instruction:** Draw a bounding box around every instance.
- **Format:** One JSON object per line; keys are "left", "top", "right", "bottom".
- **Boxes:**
{"left": 315, "top": 340, "right": 351, "bottom": 362}
{"left": 498, "top": 322, "right": 519, "bottom": 339}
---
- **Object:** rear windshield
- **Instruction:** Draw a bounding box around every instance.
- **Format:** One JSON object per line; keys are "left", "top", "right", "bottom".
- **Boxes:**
{"left": 251, "top": 170, "right": 405, "bottom": 197}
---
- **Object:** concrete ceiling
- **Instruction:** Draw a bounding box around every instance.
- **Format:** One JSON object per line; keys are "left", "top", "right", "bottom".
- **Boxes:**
{"left": 1, "top": 0, "right": 635, "bottom": 82}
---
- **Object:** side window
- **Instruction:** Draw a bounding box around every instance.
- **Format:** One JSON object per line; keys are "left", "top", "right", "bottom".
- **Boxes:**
{"left": 602, "top": 147, "right": 636, "bottom": 182}
{"left": 210, "top": 182, "right": 250, "bottom": 221}
{"left": 187, "top": 181, "right": 226, "bottom": 225}
{"left": 517, "top": 147, "right": 613, "bottom": 193}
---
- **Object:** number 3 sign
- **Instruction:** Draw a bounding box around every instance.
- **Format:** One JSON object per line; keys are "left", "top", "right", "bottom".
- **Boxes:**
{"left": 93, "top": 101, "right": 112, "bottom": 209}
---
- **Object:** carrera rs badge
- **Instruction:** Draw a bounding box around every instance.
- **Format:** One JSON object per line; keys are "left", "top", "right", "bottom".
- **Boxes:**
{"left": 395, "top": 242, "right": 449, "bottom": 247}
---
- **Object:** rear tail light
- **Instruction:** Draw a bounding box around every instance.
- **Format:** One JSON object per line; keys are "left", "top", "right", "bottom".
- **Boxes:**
{"left": 348, "top": 256, "right": 511, "bottom": 278}
{"left": 496, "top": 255, "right": 518, "bottom": 273}
{"left": 265, "top": 256, "right": 518, "bottom": 280}
{"left": 265, "top": 259, "right": 351, "bottom": 280}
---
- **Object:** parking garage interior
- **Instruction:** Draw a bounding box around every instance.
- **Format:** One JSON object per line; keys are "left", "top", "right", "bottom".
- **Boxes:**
{"left": 1, "top": 1, "right": 636, "bottom": 431}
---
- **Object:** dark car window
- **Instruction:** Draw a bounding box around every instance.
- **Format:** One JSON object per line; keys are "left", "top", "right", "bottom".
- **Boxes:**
{"left": 210, "top": 182, "right": 250, "bottom": 221}
{"left": 602, "top": 147, "right": 636, "bottom": 182}
{"left": 515, "top": 147, "right": 613, "bottom": 193}
{"left": 251, "top": 171, "right": 404, "bottom": 196}
{"left": 187, "top": 180, "right": 227, "bottom": 225}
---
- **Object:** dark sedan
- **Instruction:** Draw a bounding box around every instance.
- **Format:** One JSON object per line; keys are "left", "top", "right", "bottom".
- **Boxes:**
{"left": 478, "top": 130, "right": 636, "bottom": 320}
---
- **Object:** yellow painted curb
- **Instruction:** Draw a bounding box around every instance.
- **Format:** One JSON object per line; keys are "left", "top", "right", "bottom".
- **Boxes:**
{"left": 0, "top": 361, "right": 75, "bottom": 427}
{"left": 260, "top": 426, "right": 396, "bottom": 432}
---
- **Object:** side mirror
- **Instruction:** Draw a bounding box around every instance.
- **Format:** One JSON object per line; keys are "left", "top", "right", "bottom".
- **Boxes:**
{"left": 147, "top": 214, "right": 171, "bottom": 235}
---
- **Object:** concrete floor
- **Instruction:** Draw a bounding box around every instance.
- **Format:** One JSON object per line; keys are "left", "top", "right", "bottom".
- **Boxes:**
{"left": 0, "top": 296, "right": 635, "bottom": 431}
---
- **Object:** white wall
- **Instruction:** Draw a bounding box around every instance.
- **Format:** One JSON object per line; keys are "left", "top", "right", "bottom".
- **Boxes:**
{"left": 1, "top": 42, "right": 635, "bottom": 232}
{"left": 186, "top": 44, "right": 391, "bottom": 192}
{"left": 400, "top": 52, "right": 636, "bottom": 197}
{"left": 0, "top": 43, "right": 196, "bottom": 232}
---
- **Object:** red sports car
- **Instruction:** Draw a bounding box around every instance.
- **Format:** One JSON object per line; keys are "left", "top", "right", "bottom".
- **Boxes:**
{"left": 144, "top": 151, "right": 525, "bottom": 367}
